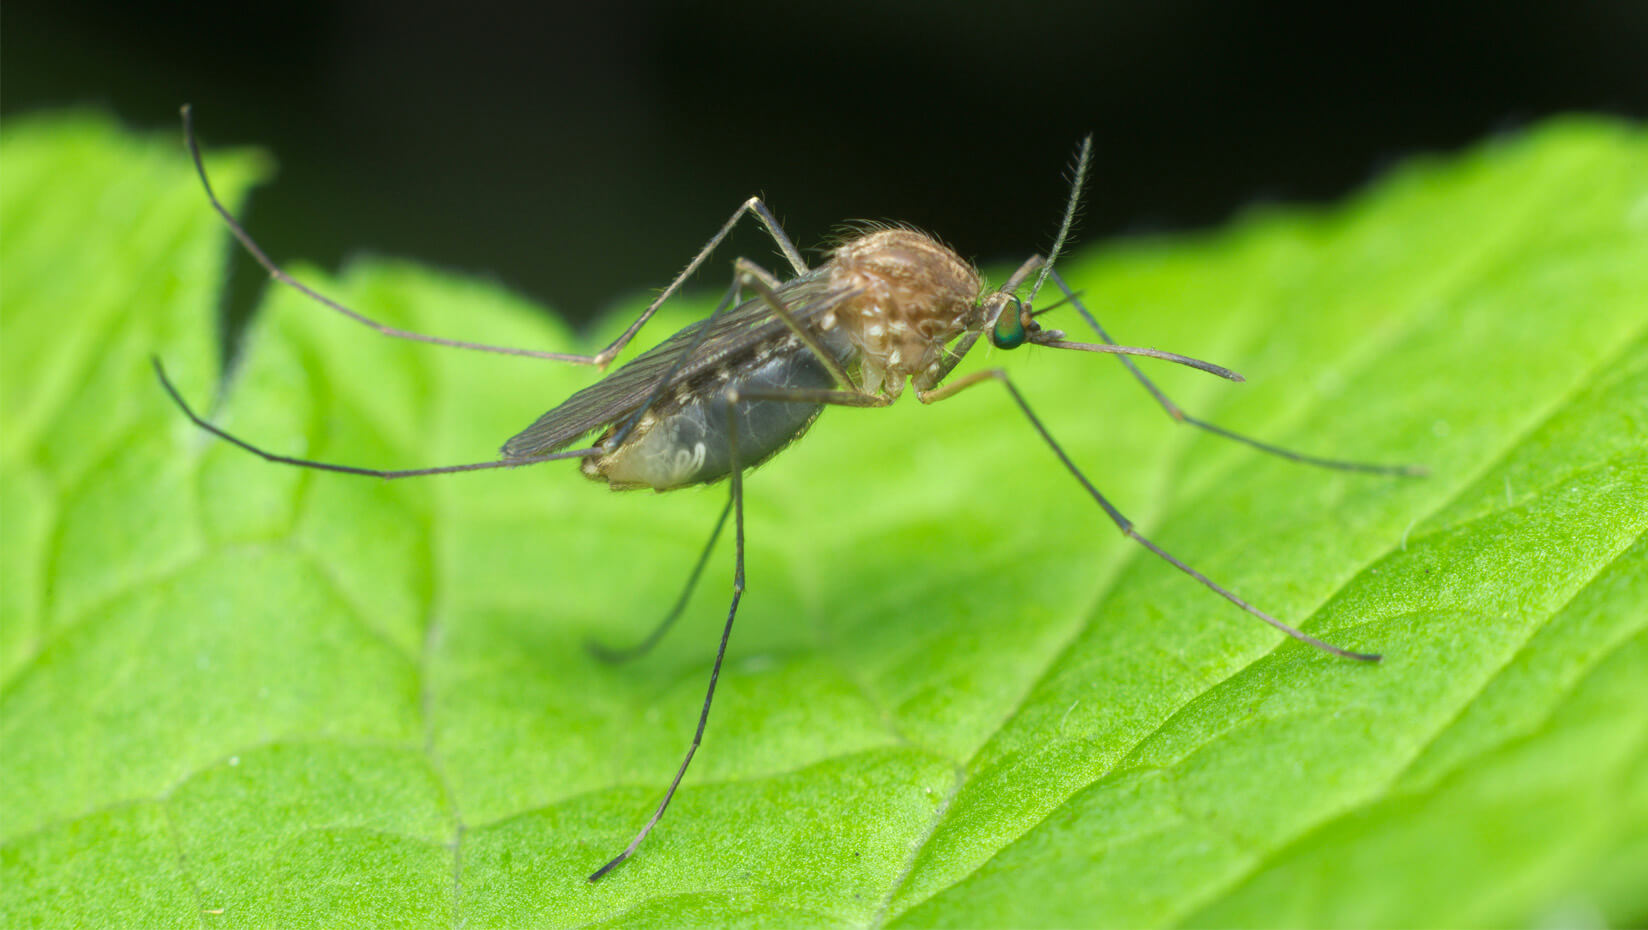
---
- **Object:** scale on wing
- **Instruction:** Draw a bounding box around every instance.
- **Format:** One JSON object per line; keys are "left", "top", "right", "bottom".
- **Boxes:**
{"left": 501, "top": 273, "right": 859, "bottom": 459}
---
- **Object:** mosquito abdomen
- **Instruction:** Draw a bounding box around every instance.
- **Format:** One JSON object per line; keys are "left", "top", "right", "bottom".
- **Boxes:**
{"left": 587, "top": 331, "right": 853, "bottom": 490}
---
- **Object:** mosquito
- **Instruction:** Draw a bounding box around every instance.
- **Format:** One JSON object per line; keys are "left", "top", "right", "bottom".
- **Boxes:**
{"left": 156, "top": 106, "right": 1423, "bottom": 883}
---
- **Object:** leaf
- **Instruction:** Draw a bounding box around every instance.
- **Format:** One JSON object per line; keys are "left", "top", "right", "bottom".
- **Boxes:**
{"left": 2, "top": 111, "right": 1644, "bottom": 928}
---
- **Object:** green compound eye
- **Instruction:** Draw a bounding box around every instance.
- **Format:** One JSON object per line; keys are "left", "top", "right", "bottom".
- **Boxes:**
{"left": 991, "top": 296, "right": 1028, "bottom": 349}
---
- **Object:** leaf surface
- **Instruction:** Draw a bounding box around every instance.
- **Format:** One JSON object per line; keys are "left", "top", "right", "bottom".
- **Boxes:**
{"left": 2, "top": 113, "right": 1644, "bottom": 928}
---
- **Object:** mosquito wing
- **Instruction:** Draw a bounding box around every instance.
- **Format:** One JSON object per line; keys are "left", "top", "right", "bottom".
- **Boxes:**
{"left": 500, "top": 272, "right": 856, "bottom": 459}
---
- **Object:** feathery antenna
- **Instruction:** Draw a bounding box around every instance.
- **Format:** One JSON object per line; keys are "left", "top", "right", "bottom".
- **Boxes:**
{"left": 1029, "top": 134, "right": 1093, "bottom": 303}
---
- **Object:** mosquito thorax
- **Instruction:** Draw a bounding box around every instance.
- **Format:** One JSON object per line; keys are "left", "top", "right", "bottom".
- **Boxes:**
{"left": 826, "top": 229, "right": 981, "bottom": 397}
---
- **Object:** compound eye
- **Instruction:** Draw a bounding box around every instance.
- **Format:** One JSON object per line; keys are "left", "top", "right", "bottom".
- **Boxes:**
{"left": 991, "top": 296, "right": 1028, "bottom": 349}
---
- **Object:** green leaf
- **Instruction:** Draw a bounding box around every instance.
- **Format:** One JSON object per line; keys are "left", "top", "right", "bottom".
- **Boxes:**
{"left": 2, "top": 111, "right": 1644, "bottom": 928}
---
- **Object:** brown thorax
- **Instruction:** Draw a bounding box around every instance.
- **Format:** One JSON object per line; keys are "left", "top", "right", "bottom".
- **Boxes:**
{"left": 825, "top": 228, "right": 983, "bottom": 397}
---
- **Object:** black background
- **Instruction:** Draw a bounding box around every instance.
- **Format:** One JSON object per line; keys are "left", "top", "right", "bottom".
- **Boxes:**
{"left": 7, "top": 1, "right": 1646, "bottom": 333}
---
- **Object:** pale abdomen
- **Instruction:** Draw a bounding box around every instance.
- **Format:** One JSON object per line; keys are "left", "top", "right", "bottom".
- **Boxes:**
{"left": 586, "top": 335, "right": 849, "bottom": 490}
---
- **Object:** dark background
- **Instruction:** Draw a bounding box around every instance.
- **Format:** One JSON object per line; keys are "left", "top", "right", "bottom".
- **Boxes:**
{"left": 7, "top": 0, "right": 1646, "bottom": 336}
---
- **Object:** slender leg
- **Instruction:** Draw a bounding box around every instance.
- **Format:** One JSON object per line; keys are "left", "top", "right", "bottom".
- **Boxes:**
{"left": 587, "top": 392, "right": 753, "bottom": 883}
{"left": 587, "top": 496, "right": 734, "bottom": 663}
{"left": 1003, "top": 255, "right": 1046, "bottom": 295}
{"left": 587, "top": 203, "right": 808, "bottom": 368}
{"left": 601, "top": 264, "right": 779, "bottom": 450}
{"left": 732, "top": 387, "right": 892, "bottom": 409}
{"left": 732, "top": 260, "right": 862, "bottom": 392}
{"left": 162, "top": 254, "right": 789, "bottom": 479}
{"left": 919, "top": 368, "right": 1381, "bottom": 662}
{"left": 736, "top": 262, "right": 790, "bottom": 293}
{"left": 596, "top": 253, "right": 890, "bottom": 460}
{"left": 153, "top": 358, "right": 597, "bottom": 477}
{"left": 1045, "top": 268, "right": 1426, "bottom": 477}
{"left": 183, "top": 105, "right": 810, "bottom": 370}
{"left": 919, "top": 331, "right": 986, "bottom": 391}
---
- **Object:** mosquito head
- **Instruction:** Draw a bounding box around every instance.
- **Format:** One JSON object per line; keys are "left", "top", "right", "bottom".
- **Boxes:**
{"left": 982, "top": 291, "right": 1048, "bottom": 350}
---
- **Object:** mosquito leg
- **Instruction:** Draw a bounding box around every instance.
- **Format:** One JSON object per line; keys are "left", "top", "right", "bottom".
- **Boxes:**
{"left": 587, "top": 496, "right": 734, "bottom": 663}
{"left": 918, "top": 368, "right": 1381, "bottom": 662}
{"left": 606, "top": 252, "right": 869, "bottom": 454}
{"left": 1003, "top": 255, "right": 1045, "bottom": 294}
{"left": 732, "top": 260, "right": 862, "bottom": 392}
{"left": 918, "top": 330, "right": 984, "bottom": 389}
{"left": 601, "top": 263, "right": 778, "bottom": 450}
{"left": 732, "top": 387, "right": 892, "bottom": 408}
{"left": 587, "top": 392, "right": 754, "bottom": 883}
{"left": 588, "top": 200, "right": 809, "bottom": 368}
{"left": 183, "top": 106, "right": 598, "bottom": 365}
{"left": 183, "top": 106, "right": 809, "bottom": 370}
{"left": 1044, "top": 268, "right": 1426, "bottom": 477}
{"left": 154, "top": 358, "right": 598, "bottom": 478}
{"left": 737, "top": 262, "right": 789, "bottom": 292}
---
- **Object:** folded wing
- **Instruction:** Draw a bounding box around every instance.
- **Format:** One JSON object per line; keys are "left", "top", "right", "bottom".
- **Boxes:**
{"left": 500, "top": 273, "right": 855, "bottom": 458}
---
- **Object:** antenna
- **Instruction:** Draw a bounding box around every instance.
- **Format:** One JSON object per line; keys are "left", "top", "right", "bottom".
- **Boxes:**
{"left": 1028, "top": 134, "right": 1093, "bottom": 303}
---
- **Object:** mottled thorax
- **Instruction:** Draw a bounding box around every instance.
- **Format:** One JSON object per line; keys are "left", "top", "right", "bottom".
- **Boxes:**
{"left": 826, "top": 229, "right": 981, "bottom": 396}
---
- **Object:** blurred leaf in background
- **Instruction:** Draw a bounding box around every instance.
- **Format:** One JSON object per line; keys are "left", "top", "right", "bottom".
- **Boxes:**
{"left": 1, "top": 113, "right": 1644, "bottom": 927}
